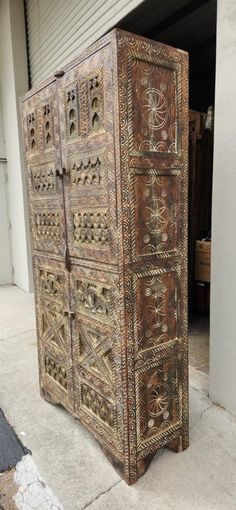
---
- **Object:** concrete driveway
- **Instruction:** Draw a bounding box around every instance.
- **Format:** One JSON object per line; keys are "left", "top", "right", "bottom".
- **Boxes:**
{"left": 0, "top": 286, "right": 236, "bottom": 510}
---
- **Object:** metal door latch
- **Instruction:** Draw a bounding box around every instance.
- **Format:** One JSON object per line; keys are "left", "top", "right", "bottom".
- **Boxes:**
{"left": 64, "top": 310, "right": 75, "bottom": 319}
{"left": 64, "top": 246, "right": 71, "bottom": 272}
{"left": 55, "top": 167, "right": 67, "bottom": 178}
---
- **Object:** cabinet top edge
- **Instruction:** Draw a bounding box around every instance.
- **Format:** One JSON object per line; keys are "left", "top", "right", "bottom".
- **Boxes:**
{"left": 20, "top": 27, "right": 188, "bottom": 103}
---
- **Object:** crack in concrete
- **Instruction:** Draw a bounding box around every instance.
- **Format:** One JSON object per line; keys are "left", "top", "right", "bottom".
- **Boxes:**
{"left": 81, "top": 479, "right": 122, "bottom": 510}
{"left": 0, "top": 329, "right": 36, "bottom": 341}
{"left": 190, "top": 383, "right": 209, "bottom": 398}
{"left": 14, "top": 455, "right": 63, "bottom": 509}
{"left": 201, "top": 402, "right": 214, "bottom": 418}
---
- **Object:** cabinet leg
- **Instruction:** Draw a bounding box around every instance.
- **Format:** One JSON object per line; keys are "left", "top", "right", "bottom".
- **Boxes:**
{"left": 167, "top": 432, "right": 189, "bottom": 453}
{"left": 40, "top": 386, "right": 59, "bottom": 406}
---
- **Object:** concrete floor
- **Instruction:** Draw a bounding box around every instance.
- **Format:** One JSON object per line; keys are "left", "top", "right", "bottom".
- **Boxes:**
{"left": 189, "top": 314, "right": 209, "bottom": 374}
{"left": 0, "top": 286, "right": 236, "bottom": 510}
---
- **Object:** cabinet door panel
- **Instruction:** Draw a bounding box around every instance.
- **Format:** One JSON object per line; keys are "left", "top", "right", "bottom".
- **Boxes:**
{"left": 57, "top": 43, "right": 118, "bottom": 265}
{"left": 69, "top": 262, "right": 123, "bottom": 460}
{"left": 21, "top": 82, "right": 66, "bottom": 255}
{"left": 33, "top": 255, "right": 73, "bottom": 412}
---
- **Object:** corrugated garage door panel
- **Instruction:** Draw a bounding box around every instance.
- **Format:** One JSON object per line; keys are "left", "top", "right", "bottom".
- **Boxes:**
{"left": 25, "top": 0, "right": 145, "bottom": 86}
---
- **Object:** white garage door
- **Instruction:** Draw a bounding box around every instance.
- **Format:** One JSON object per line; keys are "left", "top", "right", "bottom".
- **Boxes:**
{"left": 25, "top": 0, "right": 144, "bottom": 86}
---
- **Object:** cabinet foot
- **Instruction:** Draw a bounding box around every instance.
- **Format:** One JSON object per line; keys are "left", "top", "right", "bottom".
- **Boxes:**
{"left": 167, "top": 433, "right": 189, "bottom": 453}
{"left": 40, "top": 387, "right": 60, "bottom": 406}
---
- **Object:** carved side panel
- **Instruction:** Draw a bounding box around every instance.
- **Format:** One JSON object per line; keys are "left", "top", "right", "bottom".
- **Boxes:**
{"left": 69, "top": 263, "right": 123, "bottom": 460}
{"left": 136, "top": 357, "right": 182, "bottom": 450}
{"left": 132, "top": 173, "right": 181, "bottom": 258}
{"left": 130, "top": 60, "right": 177, "bottom": 155}
{"left": 116, "top": 30, "right": 188, "bottom": 483}
{"left": 57, "top": 44, "right": 118, "bottom": 264}
{"left": 33, "top": 255, "right": 73, "bottom": 411}
{"left": 134, "top": 269, "right": 178, "bottom": 352}
{"left": 21, "top": 81, "right": 66, "bottom": 255}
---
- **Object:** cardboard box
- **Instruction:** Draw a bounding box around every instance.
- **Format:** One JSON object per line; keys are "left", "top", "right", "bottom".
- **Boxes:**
{"left": 195, "top": 240, "right": 211, "bottom": 283}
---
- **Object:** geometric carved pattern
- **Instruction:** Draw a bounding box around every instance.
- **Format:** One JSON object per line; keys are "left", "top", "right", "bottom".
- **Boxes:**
{"left": 31, "top": 164, "right": 56, "bottom": 194}
{"left": 133, "top": 175, "right": 180, "bottom": 256}
{"left": 42, "top": 308, "right": 66, "bottom": 355}
{"left": 27, "top": 111, "right": 37, "bottom": 151}
{"left": 88, "top": 72, "right": 103, "bottom": 130}
{"left": 78, "top": 325, "right": 114, "bottom": 386}
{"left": 81, "top": 383, "right": 113, "bottom": 428}
{"left": 73, "top": 210, "right": 109, "bottom": 246}
{"left": 136, "top": 271, "right": 177, "bottom": 351}
{"left": 39, "top": 269, "right": 63, "bottom": 303}
{"left": 76, "top": 278, "right": 111, "bottom": 323}
{"left": 137, "top": 360, "right": 180, "bottom": 447}
{"left": 130, "top": 60, "right": 177, "bottom": 154}
{"left": 65, "top": 84, "right": 79, "bottom": 138}
{"left": 45, "top": 354, "right": 67, "bottom": 390}
{"left": 71, "top": 156, "right": 103, "bottom": 187}
{"left": 43, "top": 103, "right": 54, "bottom": 148}
{"left": 35, "top": 212, "right": 61, "bottom": 240}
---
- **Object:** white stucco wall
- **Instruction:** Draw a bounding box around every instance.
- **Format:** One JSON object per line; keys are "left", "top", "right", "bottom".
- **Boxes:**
{"left": 0, "top": 0, "right": 32, "bottom": 291}
{"left": 210, "top": 0, "right": 236, "bottom": 414}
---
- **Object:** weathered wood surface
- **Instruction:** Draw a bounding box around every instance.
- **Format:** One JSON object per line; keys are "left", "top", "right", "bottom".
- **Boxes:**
{"left": 20, "top": 29, "right": 189, "bottom": 484}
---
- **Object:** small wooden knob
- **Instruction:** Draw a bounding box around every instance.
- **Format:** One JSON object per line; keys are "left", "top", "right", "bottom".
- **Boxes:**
{"left": 54, "top": 69, "right": 65, "bottom": 78}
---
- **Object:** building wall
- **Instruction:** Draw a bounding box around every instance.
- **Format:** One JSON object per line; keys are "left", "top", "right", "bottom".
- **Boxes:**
{"left": 210, "top": 0, "right": 236, "bottom": 414}
{"left": 0, "top": 0, "right": 32, "bottom": 291}
{"left": 25, "top": 0, "right": 145, "bottom": 86}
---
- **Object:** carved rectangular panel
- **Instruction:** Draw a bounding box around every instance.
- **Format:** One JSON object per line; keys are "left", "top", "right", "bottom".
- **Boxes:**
{"left": 69, "top": 262, "right": 123, "bottom": 459}
{"left": 21, "top": 82, "right": 66, "bottom": 255}
{"left": 132, "top": 173, "right": 181, "bottom": 259}
{"left": 130, "top": 60, "right": 177, "bottom": 155}
{"left": 33, "top": 255, "right": 73, "bottom": 412}
{"left": 136, "top": 357, "right": 182, "bottom": 451}
{"left": 134, "top": 269, "right": 179, "bottom": 352}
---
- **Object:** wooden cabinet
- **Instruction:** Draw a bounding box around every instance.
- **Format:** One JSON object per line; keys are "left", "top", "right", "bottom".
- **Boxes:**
{"left": 21, "top": 29, "right": 189, "bottom": 484}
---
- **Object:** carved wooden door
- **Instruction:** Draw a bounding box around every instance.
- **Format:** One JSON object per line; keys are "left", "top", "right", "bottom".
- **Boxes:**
{"left": 21, "top": 81, "right": 66, "bottom": 256}
{"left": 21, "top": 81, "right": 73, "bottom": 411}
{"left": 33, "top": 255, "right": 73, "bottom": 412}
{"left": 21, "top": 29, "right": 188, "bottom": 486}
{"left": 56, "top": 41, "right": 123, "bottom": 463}
{"left": 57, "top": 44, "right": 118, "bottom": 265}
